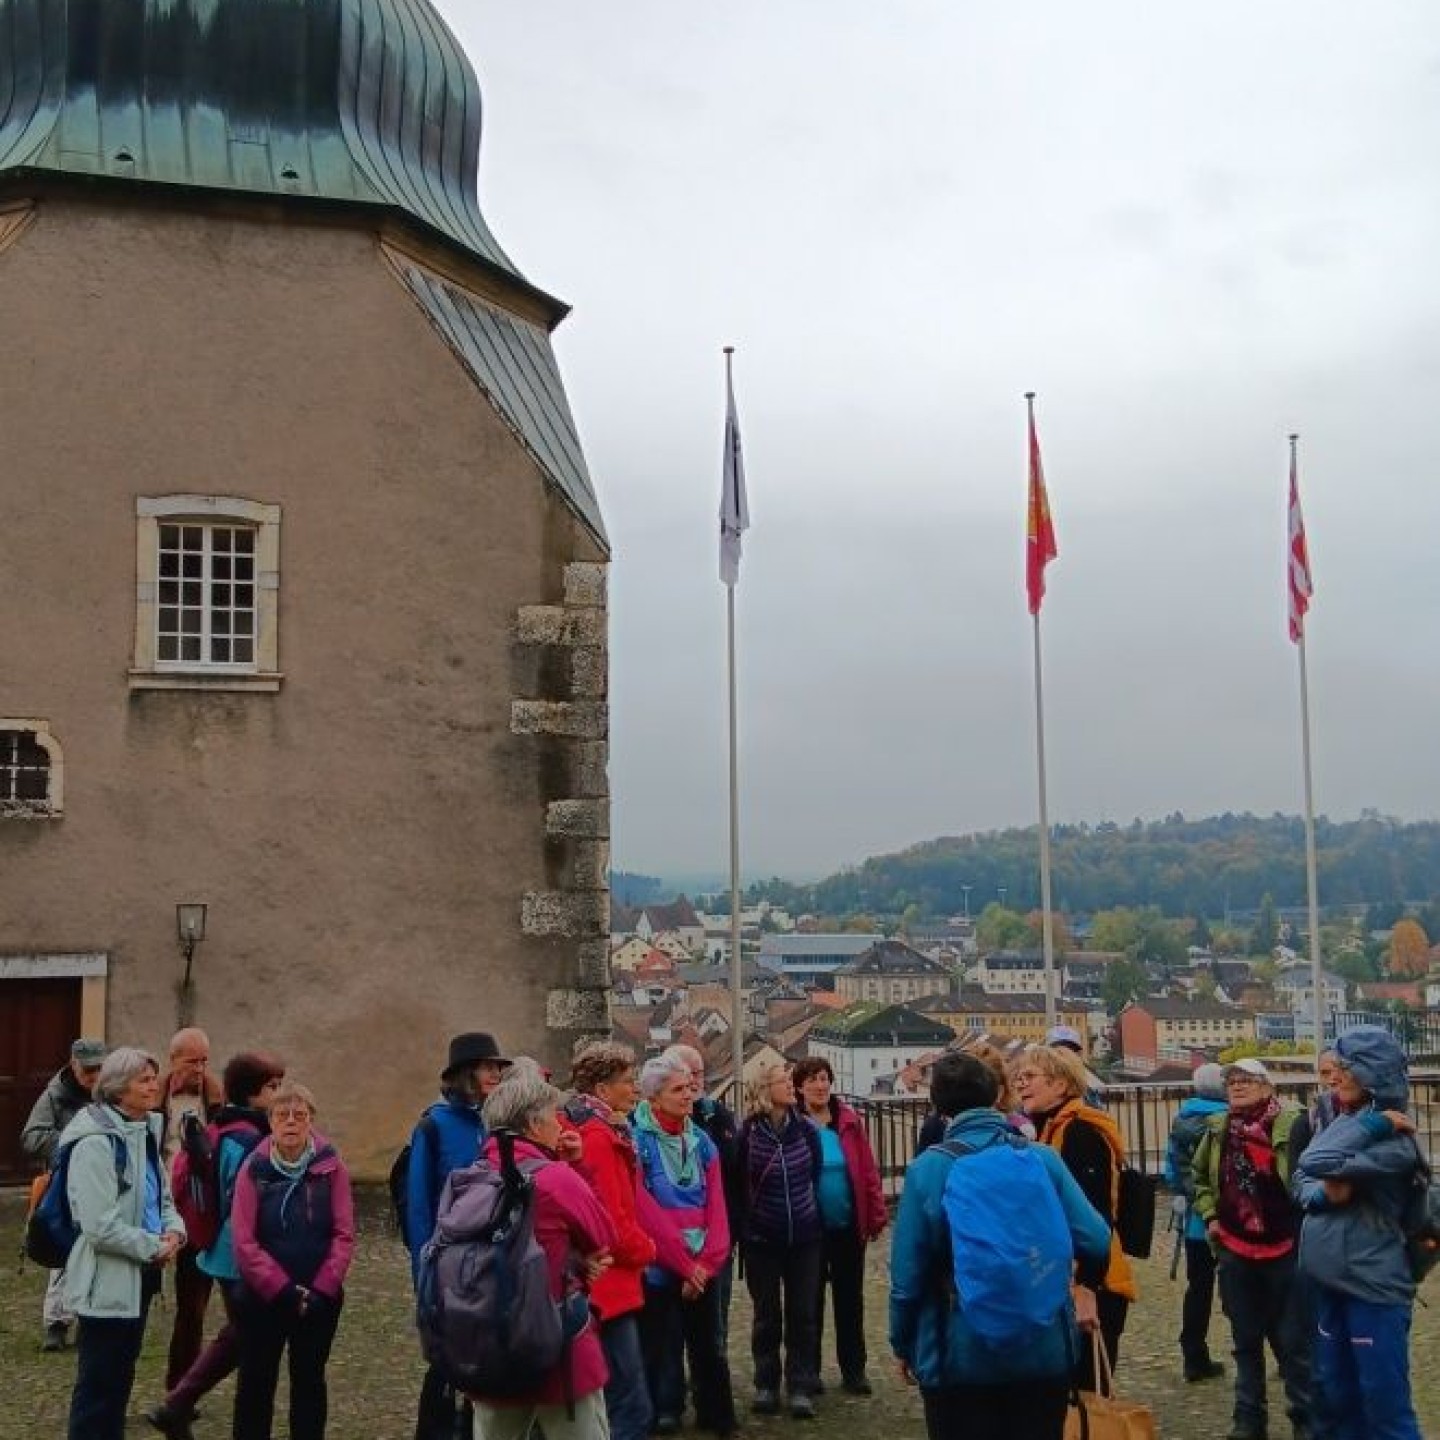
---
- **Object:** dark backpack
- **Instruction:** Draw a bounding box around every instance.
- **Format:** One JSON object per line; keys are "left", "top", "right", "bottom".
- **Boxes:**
{"left": 938, "top": 1133, "right": 1074, "bottom": 1348}
{"left": 1115, "top": 1165, "right": 1159, "bottom": 1259}
{"left": 1402, "top": 1144, "right": 1440, "bottom": 1285}
{"left": 390, "top": 1112, "right": 440, "bottom": 1245}
{"left": 1168, "top": 1110, "right": 1211, "bottom": 1204}
{"left": 172, "top": 1117, "right": 261, "bottom": 1255}
{"left": 415, "top": 1130, "right": 579, "bottom": 1397}
{"left": 25, "top": 1112, "right": 131, "bottom": 1269}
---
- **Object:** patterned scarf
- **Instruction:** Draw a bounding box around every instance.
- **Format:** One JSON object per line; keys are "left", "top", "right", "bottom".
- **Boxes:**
{"left": 1217, "top": 1095, "right": 1294, "bottom": 1254}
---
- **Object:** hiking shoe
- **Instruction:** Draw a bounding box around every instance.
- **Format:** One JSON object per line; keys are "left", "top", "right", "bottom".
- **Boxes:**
{"left": 789, "top": 1394, "right": 817, "bottom": 1420}
{"left": 652, "top": 1419, "right": 680, "bottom": 1437}
{"left": 842, "top": 1374, "right": 874, "bottom": 1396}
{"left": 752, "top": 1390, "right": 781, "bottom": 1416}
{"left": 1185, "top": 1359, "right": 1226, "bottom": 1382}
{"left": 143, "top": 1405, "right": 197, "bottom": 1440}
{"left": 41, "top": 1322, "right": 68, "bottom": 1352}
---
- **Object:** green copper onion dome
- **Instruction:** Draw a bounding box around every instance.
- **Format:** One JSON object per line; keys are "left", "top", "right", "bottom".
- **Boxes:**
{"left": 0, "top": 0, "right": 525, "bottom": 285}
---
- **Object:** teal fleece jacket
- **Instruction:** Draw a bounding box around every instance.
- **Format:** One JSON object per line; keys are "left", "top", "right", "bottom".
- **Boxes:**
{"left": 888, "top": 1107, "right": 1110, "bottom": 1389}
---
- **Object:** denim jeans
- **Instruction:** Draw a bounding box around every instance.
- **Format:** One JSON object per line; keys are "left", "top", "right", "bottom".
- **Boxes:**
{"left": 601, "top": 1313, "right": 652, "bottom": 1440}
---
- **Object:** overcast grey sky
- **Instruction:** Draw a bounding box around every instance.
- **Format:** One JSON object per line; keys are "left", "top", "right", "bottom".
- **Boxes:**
{"left": 434, "top": 2, "right": 1440, "bottom": 881}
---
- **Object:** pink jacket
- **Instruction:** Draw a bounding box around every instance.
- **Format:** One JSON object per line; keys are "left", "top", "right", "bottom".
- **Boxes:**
{"left": 833, "top": 1101, "right": 888, "bottom": 1242}
{"left": 476, "top": 1134, "right": 617, "bottom": 1408}
{"left": 637, "top": 1147, "right": 731, "bottom": 1282}
{"left": 230, "top": 1134, "right": 355, "bottom": 1303}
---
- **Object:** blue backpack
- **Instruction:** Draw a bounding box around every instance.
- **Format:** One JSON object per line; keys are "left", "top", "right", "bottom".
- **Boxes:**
{"left": 939, "top": 1132, "right": 1074, "bottom": 1347}
{"left": 24, "top": 1112, "right": 130, "bottom": 1269}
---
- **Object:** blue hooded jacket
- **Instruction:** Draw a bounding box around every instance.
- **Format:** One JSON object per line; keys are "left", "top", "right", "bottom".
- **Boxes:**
{"left": 1294, "top": 1025, "right": 1422, "bottom": 1306}
{"left": 403, "top": 1095, "right": 485, "bottom": 1282}
{"left": 889, "top": 1107, "right": 1110, "bottom": 1389}
{"left": 1166, "top": 1095, "right": 1229, "bottom": 1241}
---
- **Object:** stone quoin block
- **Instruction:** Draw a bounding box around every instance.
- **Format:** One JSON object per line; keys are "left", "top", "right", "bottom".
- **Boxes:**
{"left": 571, "top": 742, "right": 610, "bottom": 798}
{"left": 574, "top": 939, "right": 612, "bottom": 988}
{"left": 570, "top": 646, "right": 608, "bottom": 698}
{"left": 515, "top": 605, "right": 607, "bottom": 648}
{"left": 546, "top": 798, "right": 609, "bottom": 840}
{"left": 573, "top": 840, "right": 611, "bottom": 892}
{"left": 563, "top": 562, "right": 608, "bottom": 609}
{"left": 521, "top": 890, "right": 608, "bottom": 938}
{"left": 547, "top": 986, "right": 611, "bottom": 1031}
{"left": 510, "top": 700, "right": 608, "bottom": 740}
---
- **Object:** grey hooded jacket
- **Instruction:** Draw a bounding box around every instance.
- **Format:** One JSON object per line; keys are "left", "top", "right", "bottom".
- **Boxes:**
{"left": 1294, "top": 1025, "right": 1422, "bottom": 1306}
{"left": 21, "top": 1066, "right": 92, "bottom": 1166}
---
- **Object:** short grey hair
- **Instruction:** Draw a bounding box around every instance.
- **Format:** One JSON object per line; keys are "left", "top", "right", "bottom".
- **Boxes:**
{"left": 482, "top": 1066, "right": 563, "bottom": 1136}
{"left": 639, "top": 1053, "right": 691, "bottom": 1099}
{"left": 95, "top": 1046, "right": 159, "bottom": 1104}
{"left": 661, "top": 1044, "right": 704, "bottom": 1078}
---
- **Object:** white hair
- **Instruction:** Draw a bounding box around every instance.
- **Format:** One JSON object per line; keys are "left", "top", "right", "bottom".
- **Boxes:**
{"left": 639, "top": 1053, "right": 691, "bottom": 1099}
{"left": 95, "top": 1046, "right": 158, "bottom": 1104}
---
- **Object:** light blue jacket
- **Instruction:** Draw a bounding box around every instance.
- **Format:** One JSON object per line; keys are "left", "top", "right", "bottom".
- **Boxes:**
{"left": 61, "top": 1104, "right": 183, "bottom": 1319}
{"left": 1166, "top": 1096, "right": 1228, "bottom": 1241}
{"left": 1295, "top": 1025, "right": 1421, "bottom": 1307}
{"left": 889, "top": 1108, "right": 1110, "bottom": 1388}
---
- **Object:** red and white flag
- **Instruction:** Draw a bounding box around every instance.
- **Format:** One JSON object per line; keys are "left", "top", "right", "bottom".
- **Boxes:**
{"left": 1026, "top": 401, "right": 1058, "bottom": 616}
{"left": 1287, "top": 439, "right": 1313, "bottom": 643}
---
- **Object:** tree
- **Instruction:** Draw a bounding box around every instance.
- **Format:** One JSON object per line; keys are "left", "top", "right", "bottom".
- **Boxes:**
{"left": 976, "top": 902, "right": 1028, "bottom": 952}
{"left": 1024, "top": 909, "right": 1074, "bottom": 953}
{"left": 1388, "top": 917, "right": 1430, "bottom": 978}
{"left": 1190, "top": 915, "right": 1213, "bottom": 950}
{"left": 1090, "top": 908, "right": 1140, "bottom": 954}
{"left": 1250, "top": 893, "right": 1279, "bottom": 957}
{"left": 1101, "top": 956, "right": 1148, "bottom": 1015}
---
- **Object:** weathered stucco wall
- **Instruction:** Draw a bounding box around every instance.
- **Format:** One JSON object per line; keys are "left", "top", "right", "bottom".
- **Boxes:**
{"left": 0, "top": 194, "right": 609, "bottom": 1174}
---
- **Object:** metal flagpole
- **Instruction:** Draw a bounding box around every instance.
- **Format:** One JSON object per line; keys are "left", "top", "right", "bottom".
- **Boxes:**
{"left": 1291, "top": 435, "right": 1325, "bottom": 1058}
{"left": 1299, "top": 631, "right": 1324, "bottom": 1057}
{"left": 723, "top": 347, "right": 746, "bottom": 1107}
{"left": 1027, "top": 391, "right": 1057, "bottom": 1032}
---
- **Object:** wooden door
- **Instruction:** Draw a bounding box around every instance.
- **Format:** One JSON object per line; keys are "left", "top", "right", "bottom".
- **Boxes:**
{"left": 0, "top": 978, "right": 83, "bottom": 1181}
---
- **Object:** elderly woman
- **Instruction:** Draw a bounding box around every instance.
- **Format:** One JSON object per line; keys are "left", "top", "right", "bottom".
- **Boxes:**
{"left": 462, "top": 1064, "right": 617, "bottom": 1440}
{"left": 61, "top": 1046, "right": 185, "bottom": 1440}
{"left": 1014, "top": 1043, "right": 1137, "bottom": 1390}
{"left": 145, "top": 1049, "right": 285, "bottom": 1440}
{"left": 229, "top": 1080, "right": 355, "bottom": 1440}
{"left": 1192, "top": 1059, "right": 1313, "bottom": 1440}
{"left": 738, "top": 1060, "right": 823, "bottom": 1419}
{"left": 562, "top": 1040, "right": 656, "bottom": 1440}
{"left": 792, "top": 1056, "right": 885, "bottom": 1396}
{"left": 633, "top": 1052, "right": 736, "bottom": 1436}
{"left": 1295, "top": 1025, "right": 1426, "bottom": 1440}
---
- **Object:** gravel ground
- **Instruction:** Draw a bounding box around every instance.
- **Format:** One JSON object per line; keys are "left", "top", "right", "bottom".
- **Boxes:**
{"left": 2, "top": 1189, "right": 1436, "bottom": 1439}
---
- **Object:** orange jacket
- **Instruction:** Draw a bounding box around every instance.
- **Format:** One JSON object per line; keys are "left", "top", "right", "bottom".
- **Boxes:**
{"left": 1039, "top": 1099, "right": 1138, "bottom": 1301}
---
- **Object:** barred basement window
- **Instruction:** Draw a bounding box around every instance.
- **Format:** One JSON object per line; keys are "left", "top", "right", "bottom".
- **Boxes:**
{"left": 157, "top": 522, "right": 257, "bottom": 666}
{"left": 0, "top": 723, "right": 62, "bottom": 817}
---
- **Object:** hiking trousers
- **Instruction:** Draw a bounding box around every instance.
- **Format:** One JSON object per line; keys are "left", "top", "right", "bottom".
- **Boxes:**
{"left": 1216, "top": 1248, "right": 1310, "bottom": 1437}
{"left": 1312, "top": 1288, "right": 1421, "bottom": 1440}
{"left": 817, "top": 1228, "right": 868, "bottom": 1383}
{"left": 639, "top": 1277, "right": 736, "bottom": 1430}
{"left": 233, "top": 1292, "right": 342, "bottom": 1440}
{"left": 1180, "top": 1237, "right": 1220, "bottom": 1371}
{"left": 165, "top": 1246, "right": 215, "bottom": 1390}
{"left": 743, "top": 1238, "right": 822, "bottom": 1396}
{"left": 922, "top": 1378, "right": 1069, "bottom": 1440}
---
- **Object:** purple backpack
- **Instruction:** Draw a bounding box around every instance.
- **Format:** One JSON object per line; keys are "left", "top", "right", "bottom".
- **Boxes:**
{"left": 415, "top": 1132, "right": 571, "bottom": 1397}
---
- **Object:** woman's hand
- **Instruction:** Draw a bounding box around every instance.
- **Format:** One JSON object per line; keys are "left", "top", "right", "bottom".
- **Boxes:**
{"left": 681, "top": 1263, "right": 710, "bottom": 1300}
{"left": 153, "top": 1232, "right": 184, "bottom": 1266}
{"left": 582, "top": 1249, "right": 613, "bottom": 1284}
{"left": 1072, "top": 1285, "right": 1100, "bottom": 1334}
{"left": 555, "top": 1131, "right": 584, "bottom": 1164}
{"left": 1381, "top": 1110, "right": 1416, "bottom": 1134}
{"left": 1322, "top": 1178, "right": 1354, "bottom": 1207}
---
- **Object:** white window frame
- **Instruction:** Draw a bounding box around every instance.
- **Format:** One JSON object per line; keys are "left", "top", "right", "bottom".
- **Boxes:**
{"left": 0, "top": 719, "right": 63, "bottom": 817}
{"left": 131, "top": 496, "right": 282, "bottom": 692}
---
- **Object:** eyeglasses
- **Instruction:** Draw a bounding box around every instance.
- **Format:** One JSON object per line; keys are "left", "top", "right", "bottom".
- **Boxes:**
{"left": 1226, "top": 1076, "right": 1262, "bottom": 1086}
{"left": 270, "top": 1107, "right": 312, "bottom": 1121}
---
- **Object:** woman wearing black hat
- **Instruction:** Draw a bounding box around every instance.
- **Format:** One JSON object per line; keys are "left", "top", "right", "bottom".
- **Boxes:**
{"left": 404, "top": 1033, "right": 510, "bottom": 1440}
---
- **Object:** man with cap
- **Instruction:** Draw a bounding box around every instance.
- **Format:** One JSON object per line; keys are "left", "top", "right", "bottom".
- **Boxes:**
{"left": 1193, "top": 1058, "right": 1314, "bottom": 1440}
{"left": 1165, "top": 1063, "right": 1229, "bottom": 1382}
{"left": 21, "top": 1037, "right": 108, "bottom": 1351}
{"left": 405, "top": 1032, "right": 511, "bottom": 1440}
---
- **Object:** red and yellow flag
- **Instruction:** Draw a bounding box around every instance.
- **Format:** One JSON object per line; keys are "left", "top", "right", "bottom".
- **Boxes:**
{"left": 1026, "top": 401, "right": 1058, "bottom": 615}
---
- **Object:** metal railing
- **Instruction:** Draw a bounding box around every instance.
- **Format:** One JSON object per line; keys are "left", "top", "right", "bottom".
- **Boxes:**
{"left": 848, "top": 1077, "right": 1440, "bottom": 1198}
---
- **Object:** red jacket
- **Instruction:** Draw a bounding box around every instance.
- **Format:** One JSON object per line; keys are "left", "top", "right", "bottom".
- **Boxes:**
{"left": 562, "top": 1098, "right": 656, "bottom": 1320}
{"left": 475, "top": 1134, "right": 617, "bottom": 1408}
{"left": 831, "top": 1100, "right": 887, "bottom": 1242}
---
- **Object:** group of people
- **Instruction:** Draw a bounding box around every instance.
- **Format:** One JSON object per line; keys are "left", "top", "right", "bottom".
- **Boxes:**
{"left": 21, "top": 1028, "right": 353, "bottom": 1440}
{"left": 1165, "top": 1027, "right": 1429, "bottom": 1440}
{"left": 402, "top": 1035, "right": 887, "bottom": 1440}
{"left": 20, "top": 1017, "right": 1430, "bottom": 1440}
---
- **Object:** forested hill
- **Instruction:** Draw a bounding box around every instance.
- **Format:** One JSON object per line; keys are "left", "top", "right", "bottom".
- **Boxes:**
{"left": 747, "top": 814, "right": 1440, "bottom": 921}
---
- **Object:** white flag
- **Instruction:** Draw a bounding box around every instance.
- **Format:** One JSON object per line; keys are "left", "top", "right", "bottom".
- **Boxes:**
{"left": 719, "top": 367, "right": 750, "bottom": 587}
